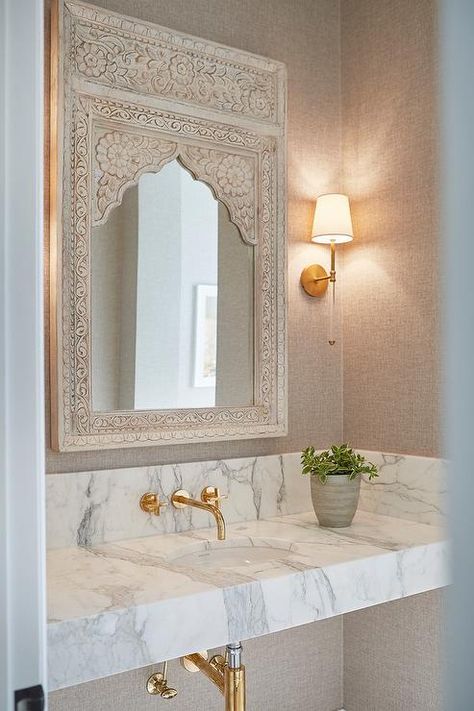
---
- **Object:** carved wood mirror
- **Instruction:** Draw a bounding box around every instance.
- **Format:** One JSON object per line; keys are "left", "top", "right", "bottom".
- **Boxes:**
{"left": 50, "top": 0, "right": 287, "bottom": 450}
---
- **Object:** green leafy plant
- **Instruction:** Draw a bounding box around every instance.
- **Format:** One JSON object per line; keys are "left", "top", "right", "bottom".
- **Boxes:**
{"left": 301, "top": 443, "right": 378, "bottom": 484}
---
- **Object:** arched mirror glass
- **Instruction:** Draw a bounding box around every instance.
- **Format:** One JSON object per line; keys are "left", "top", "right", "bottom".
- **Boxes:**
{"left": 91, "top": 160, "right": 255, "bottom": 412}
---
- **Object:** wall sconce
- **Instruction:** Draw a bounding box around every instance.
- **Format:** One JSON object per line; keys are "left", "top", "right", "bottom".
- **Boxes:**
{"left": 300, "top": 193, "right": 353, "bottom": 346}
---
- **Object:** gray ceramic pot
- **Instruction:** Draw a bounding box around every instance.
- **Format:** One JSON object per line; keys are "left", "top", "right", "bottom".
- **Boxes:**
{"left": 310, "top": 474, "right": 361, "bottom": 527}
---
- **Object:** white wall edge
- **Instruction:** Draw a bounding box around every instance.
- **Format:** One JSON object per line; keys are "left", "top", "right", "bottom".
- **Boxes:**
{"left": 1, "top": 0, "right": 47, "bottom": 708}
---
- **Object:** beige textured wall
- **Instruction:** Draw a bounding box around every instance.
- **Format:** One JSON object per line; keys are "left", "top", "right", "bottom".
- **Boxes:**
{"left": 44, "top": 4, "right": 443, "bottom": 710}
{"left": 344, "top": 590, "right": 444, "bottom": 711}
{"left": 341, "top": 0, "right": 440, "bottom": 456}
{"left": 49, "top": 619, "right": 344, "bottom": 711}
{"left": 45, "top": 0, "right": 343, "bottom": 473}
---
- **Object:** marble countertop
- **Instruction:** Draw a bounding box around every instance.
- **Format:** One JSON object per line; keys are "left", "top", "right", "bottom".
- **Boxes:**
{"left": 48, "top": 510, "right": 448, "bottom": 690}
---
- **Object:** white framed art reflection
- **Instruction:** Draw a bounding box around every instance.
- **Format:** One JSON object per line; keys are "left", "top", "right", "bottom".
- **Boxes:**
{"left": 193, "top": 284, "right": 218, "bottom": 388}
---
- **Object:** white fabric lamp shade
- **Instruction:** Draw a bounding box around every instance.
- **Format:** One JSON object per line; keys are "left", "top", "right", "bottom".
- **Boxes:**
{"left": 311, "top": 193, "right": 354, "bottom": 244}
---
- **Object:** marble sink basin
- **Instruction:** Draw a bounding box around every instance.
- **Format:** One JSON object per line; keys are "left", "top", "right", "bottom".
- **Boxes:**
{"left": 168, "top": 538, "right": 293, "bottom": 570}
{"left": 47, "top": 512, "right": 447, "bottom": 691}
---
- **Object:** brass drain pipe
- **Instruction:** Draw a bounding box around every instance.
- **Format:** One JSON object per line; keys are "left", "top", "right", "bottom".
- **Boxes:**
{"left": 224, "top": 643, "right": 246, "bottom": 711}
{"left": 182, "top": 643, "right": 246, "bottom": 711}
{"left": 146, "top": 643, "right": 246, "bottom": 709}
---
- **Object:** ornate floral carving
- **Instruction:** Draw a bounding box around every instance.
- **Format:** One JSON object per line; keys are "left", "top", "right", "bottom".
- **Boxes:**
{"left": 168, "top": 54, "right": 195, "bottom": 87}
{"left": 68, "top": 3, "right": 281, "bottom": 123}
{"left": 93, "top": 129, "right": 178, "bottom": 224}
{"left": 180, "top": 147, "right": 256, "bottom": 244}
{"left": 53, "top": 1, "right": 287, "bottom": 450}
{"left": 91, "top": 97, "right": 266, "bottom": 151}
{"left": 76, "top": 40, "right": 108, "bottom": 78}
{"left": 216, "top": 155, "right": 253, "bottom": 197}
{"left": 92, "top": 128, "right": 256, "bottom": 242}
{"left": 96, "top": 131, "right": 134, "bottom": 178}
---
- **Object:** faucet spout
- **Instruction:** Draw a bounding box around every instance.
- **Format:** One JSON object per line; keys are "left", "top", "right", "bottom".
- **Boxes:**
{"left": 171, "top": 490, "right": 227, "bottom": 540}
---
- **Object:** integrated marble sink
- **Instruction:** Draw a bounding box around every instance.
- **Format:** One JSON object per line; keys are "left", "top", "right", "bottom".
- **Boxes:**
{"left": 47, "top": 510, "right": 448, "bottom": 691}
{"left": 168, "top": 539, "right": 293, "bottom": 569}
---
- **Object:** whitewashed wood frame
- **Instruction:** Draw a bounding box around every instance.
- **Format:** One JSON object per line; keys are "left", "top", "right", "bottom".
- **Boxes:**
{"left": 50, "top": 0, "right": 287, "bottom": 451}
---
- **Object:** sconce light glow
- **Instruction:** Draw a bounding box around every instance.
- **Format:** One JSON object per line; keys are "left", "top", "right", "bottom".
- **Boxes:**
{"left": 311, "top": 193, "right": 354, "bottom": 245}
{"left": 301, "top": 193, "right": 354, "bottom": 347}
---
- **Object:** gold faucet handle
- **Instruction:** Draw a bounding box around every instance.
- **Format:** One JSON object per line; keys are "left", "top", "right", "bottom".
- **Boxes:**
{"left": 140, "top": 492, "right": 168, "bottom": 516}
{"left": 201, "top": 486, "right": 228, "bottom": 508}
{"left": 146, "top": 662, "right": 178, "bottom": 699}
{"left": 146, "top": 672, "right": 178, "bottom": 699}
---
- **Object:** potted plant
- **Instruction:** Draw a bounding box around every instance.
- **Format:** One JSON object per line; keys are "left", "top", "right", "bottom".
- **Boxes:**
{"left": 301, "top": 444, "right": 378, "bottom": 527}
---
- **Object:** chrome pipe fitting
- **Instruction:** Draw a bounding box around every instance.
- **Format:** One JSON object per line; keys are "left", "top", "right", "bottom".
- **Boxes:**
{"left": 226, "top": 642, "right": 242, "bottom": 669}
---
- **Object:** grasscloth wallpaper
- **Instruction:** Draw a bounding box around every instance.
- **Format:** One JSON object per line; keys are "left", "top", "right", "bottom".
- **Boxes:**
{"left": 341, "top": 0, "right": 440, "bottom": 456}
{"left": 344, "top": 590, "right": 444, "bottom": 711}
{"left": 44, "top": 0, "right": 344, "bottom": 474}
{"left": 45, "top": 1, "right": 442, "bottom": 709}
{"left": 49, "top": 620, "right": 344, "bottom": 711}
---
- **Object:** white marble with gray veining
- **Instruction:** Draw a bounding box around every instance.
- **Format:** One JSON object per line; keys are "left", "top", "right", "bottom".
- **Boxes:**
{"left": 46, "top": 451, "right": 447, "bottom": 548}
{"left": 47, "top": 509, "right": 448, "bottom": 691}
{"left": 358, "top": 451, "right": 447, "bottom": 526}
{"left": 46, "top": 454, "right": 309, "bottom": 548}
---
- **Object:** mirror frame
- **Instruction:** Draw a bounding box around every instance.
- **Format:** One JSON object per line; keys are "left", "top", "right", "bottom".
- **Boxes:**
{"left": 50, "top": 0, "right": 287, "bottom": 451}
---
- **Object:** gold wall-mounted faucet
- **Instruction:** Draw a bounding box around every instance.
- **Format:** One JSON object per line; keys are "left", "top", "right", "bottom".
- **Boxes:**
{"left": 171, "top": 487, "right": 227, "bottom": 541}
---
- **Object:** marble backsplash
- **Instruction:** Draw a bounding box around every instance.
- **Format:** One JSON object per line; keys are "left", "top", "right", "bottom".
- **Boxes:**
{"left": 46, "top": 450, "right": 447, "bottom": 549}
{"left": 358, "top": 451, "right": 447, "bottom": 526}
{"left": 47, "top": 454, "right": 308, "bottom": 549}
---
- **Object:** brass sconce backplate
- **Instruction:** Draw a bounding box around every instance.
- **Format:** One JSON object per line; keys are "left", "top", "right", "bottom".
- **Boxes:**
{"left": 300, "top": 264, "right": 329, "bottom": 297}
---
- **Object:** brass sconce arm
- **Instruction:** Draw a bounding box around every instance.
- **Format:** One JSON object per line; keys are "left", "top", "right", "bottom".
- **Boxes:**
{"left": 311, "top": 273, "right": 332, "bottom": 284}
{"left": 300, "top": 242, "right": 337, "bottom": 296}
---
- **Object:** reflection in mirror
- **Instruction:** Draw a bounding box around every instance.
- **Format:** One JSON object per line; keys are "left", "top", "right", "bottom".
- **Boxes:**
{"left": 91, "top": 160, "right": 255, "bottom": 412}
